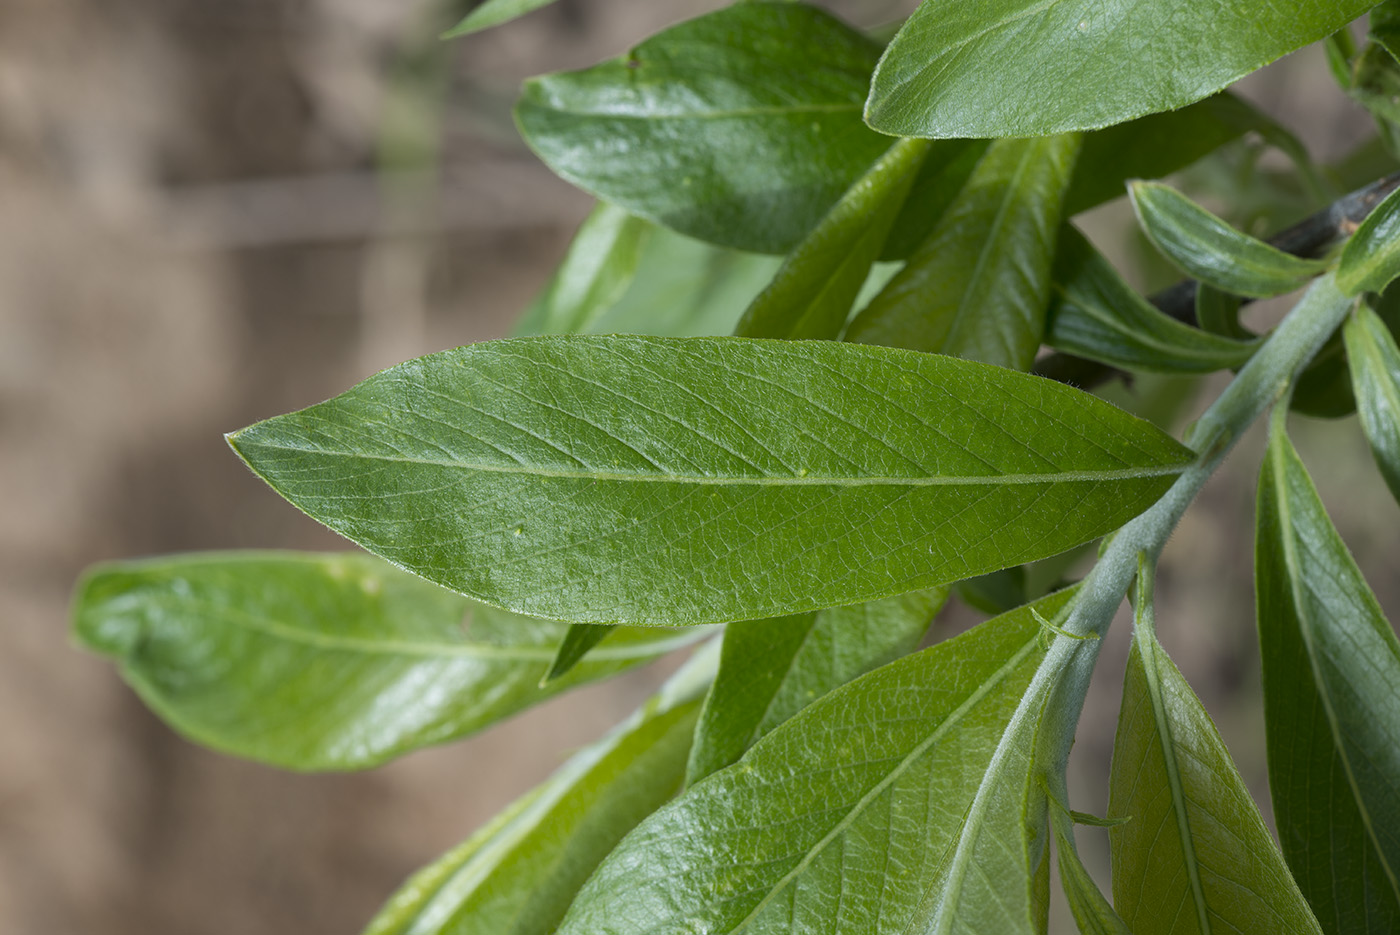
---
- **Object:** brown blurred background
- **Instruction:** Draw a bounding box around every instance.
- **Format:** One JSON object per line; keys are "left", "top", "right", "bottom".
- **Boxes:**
{"left": 1, "top": 1, "right": 1396, "bottom": 933}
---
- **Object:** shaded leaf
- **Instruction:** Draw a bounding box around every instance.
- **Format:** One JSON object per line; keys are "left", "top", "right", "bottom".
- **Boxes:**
{"left": 846, "top": 133, "right": 1082, "bottom": 370}
{"left": 866, "top": 0, "right": 1373, "bottom": 138}
{"left": 443, "top": 0, "right": 559, "bottom": 38}
{"left": 1049, "top": 802, "right": 1133, "bottom": 935}
{"left": 1292, "top": 282, "right": 1400, "bottom": 418}
{"left": 956, "top": 566, "right": 1028, "bottom": 616}
{"left": 544, "top": 623, "right": 613, "bottom": 683}
{"left": 555, "top": 589, "right": 1076, "bottom": 935}
{"left": 1255, "top": 411, "right": 1400, "bottom": 933}
{"left": 881, "top": 140, "right": 988, "bottom": 260}
{"left": 1374, "top": 0, "right": 1400, "bottom": 62}
{"left": 1195, "top": 285, "right": 1252, "bottom": 341}
{"left": 685, "top": 588, "right": 946, "bottom": 784}
{"left": 1339, "top": 182, "right": 1400, "bottom": 295}
{"left": 364, "top": 641, "right": 717, "bottom": 935}
{"left": 1130, "top": 181, "right": 1328, "bottom": 298}
{"left": 71, "top": 552, "right": 701, "bottom": 770}
{"left": 1108, "top": 563, "right": 1322, "bottom": 935}
{"left": 229, "top": 335, "right": 1193, "bottom": 626}
{"left": 736, "top": 138, "right": 931, "bottom": 340}
{"left": 1046, "top": 226, "right": 1261, "bottom": 374}
{"left": 1345, "top": 301, "right": 1400, "bottom": 500}
{"left": 515, "top": 2, "right": 895, "bottom": 255}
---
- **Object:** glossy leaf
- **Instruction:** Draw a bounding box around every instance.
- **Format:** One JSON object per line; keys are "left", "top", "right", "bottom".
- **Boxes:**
{"left": 515, "top": 2, "right": 894, "bottom": 255}
{"left": 229, "top": 335, "right": 1194, "bottom": 626}
{"left": 443, "top": 0, "right": 559, "bottom": 39}
{"left": 1108, "top": 566, "right": 1322, "bottom": 935}
{"left": 1049, "top": 802, "right": 1133, "bottom": 935}
{"left": 513, "top": 203, "right": 650, "bottom": 337}
{"left": 1339, "top": 183, "right": 1400, "bottom": 295}
{"left": 685, "top": 588, "right": 947, "bottom": 784}
{"left": 1346, "top": 302, "right": 1400, "bottom": 500}
{"left": 1255, "top": 412, "right": 1400, "bottom": 933}
{"left": 365, "top": 641, "right": 717, "bottom": 935}
{"left": 736, "top": 138, "right": 931, "bottom": 340}
{"left": 846, "top": 133, "right": 1082, "bottom": 370}
{"left": 544, "top": 623, "right": 612, "bottom": 683}
{"left": 865, "top": 0, "right": 1373, "bottom": 138}
{"left": 1046, "top": 226, "right": 1261, "bottom": 374}
{"left": 1130, "top": 181, "right": 1329, "bottom": 298}
{"left": 71, "top": 552, "right": 702, "bottom": 770}
{"left": 555, "top": 589, "right": 1076, "bottom": 935}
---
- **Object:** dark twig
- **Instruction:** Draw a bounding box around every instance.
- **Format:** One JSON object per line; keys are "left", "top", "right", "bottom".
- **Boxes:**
{"left": 1032, "top": 170, "right": 1400, "bottom": 388}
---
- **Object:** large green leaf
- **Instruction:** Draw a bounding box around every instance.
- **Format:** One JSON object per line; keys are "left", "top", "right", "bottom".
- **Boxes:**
{"left": 229, "top": 336, "right": 1194, "bottom": 626}
{"left": 70, "top": 552, "right": 701, "bottom": 770}
{"left": 1046, "top": 226, "right": 1261, "bottom": 374}
{"left": 365, "top": 640, "right": 717, "bottom": 935}
{"left": 737, "top": 138, "right": 930, "bottom": 340}
{"left": 1108, "top": 568, "right": 1322, "bottom": 935}
{"left": 865, "top": 0, "right": 1374, "bottom": 138}
{"left": 554, "top": 589, "right": 1075, "bottom": 935}
{"left": 442, "top": 0, "right": 559, "bottom": 38}
{"left": 1130, "top": 181, "right": 1328, "bottom": 298}
{"left": 1338, "top": 183, "right": 1400, "bottom": 296}
{"left": 846, "top": 134, "right": 1081, "bottom": 369}
{"left": 1345, "top": 302, "right": 1400, "bottom": 501}
{"left": 515, "top": 2, "right": 896, "bottom": 255}
{"left": 513, "top": 203, "right": 651, "bottom": 337}
{"left": 685, "top": 588, "right": 946, "bottom": 784}
{"left": 1255, "top": 412, "right": 1400, "bottom": 933}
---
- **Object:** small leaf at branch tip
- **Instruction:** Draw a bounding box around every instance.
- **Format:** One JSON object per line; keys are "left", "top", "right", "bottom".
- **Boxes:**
{"left": 1071, "top": 809, "right": 1131, "bottom": 828}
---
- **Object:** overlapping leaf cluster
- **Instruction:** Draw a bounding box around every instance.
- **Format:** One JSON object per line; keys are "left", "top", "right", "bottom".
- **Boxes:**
{"left": 71, "top": 1, "right": 1400, "bottom": 933}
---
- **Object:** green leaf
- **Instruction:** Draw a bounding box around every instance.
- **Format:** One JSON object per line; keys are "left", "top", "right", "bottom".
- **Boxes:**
{"left": 1049, "top": 801, "right": 1133, "bottom": 935}
{"left": 736, "top": 138, "right": 932, "bottom": 340}
{"left": 1195, "top": 285, "right": 1253, "bottom": 341}
{"left": 1045, "top": 226, "right": 1261, "bottom": 374}
{"left": 364, "top": 640, "right": 717, "bottom": 935}
{"left": 1339, "top": 183, "right": 1400, "bottom": 295}
{"left": 513, "top": 203, "right": 651, "bottom": 337}
{"left": 1346, "top": 302, "right": 1400, "bottom": 501}
{"left": 956, "top": 566, "right": 1028, "bottom": 616}
{"left": 881, "top": 140, "right": 989, "bottom": 260}
{"left": 685, "top": 588, "right": 946, "bottom": 784}
{"left": 1130, "top": 181, "right": 1329, "bottom": 298}
{"left": 1373, "top": 0, "right": 1400, "bottom": 62}
{"left": 846, "top": 133, "right": 1082, "bottom": 370}
{"left": 555, "top": 589, "right": 1076, "bottom": 935}
{"left": 544, "top": 623, "right": 613, "bottom": 683}
{"left": 1255, "top": 411, "right": 1400, "bottom": 933}
{"left": 865, "top": 0, "right": 1374, "bottom": 138}
{"left": 1108, "top": 563, "right": 1322, "bottom": 935}
{"left": 70, "top": 552, "right": 703, "bottom": 770}
{"left": 229, "top": 335, "right": 1194, "bottom": 626}
{"left": 514, "top": 2, "right": 895, "bottom": 255}
{"left": 1292, "top": 282, "right": 1400, "bottom": 418}
{"left": 442, "top": 0, "right": 559, "bottom": 39}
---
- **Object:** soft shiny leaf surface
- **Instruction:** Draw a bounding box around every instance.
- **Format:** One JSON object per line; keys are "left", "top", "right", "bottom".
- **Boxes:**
{"left": 685, "top": 588, "right": 946, "bottom": 784}
{"left": 1255, "top": 414, "right": 1400, "bottom": 933}
{"left": 737, "top": 138, "right": 930, "bottom": 340}
{"left": 1345, "top": 302, "right": 1400, "bottom": 501}
{"left": 1130, "top": 181, "right": 1328, "bottom": 298}
{"left": 230, "top": 336, "right": 1193, "bottom": 626}
{"left": 846, "top": 134, "right": 1081, "bottom": 370}
{"left": 364, "top": 642, "right": 716, "bottom": 935}
{"left": 515, "top": 2, "right": 894, "bottom": 255}
{"left": 555, "top": 589, "right": 1075, "bottom": 935}
{"left": 513, "top": 203, "right": 650, "bottom": 337}
{"left": 1046, "top": 227, "right": 1260, "bottom": 374}
{"left": 1109, "top": 590, "right": 1322, "bottom": 935}
{"left": 443, "top": 0, "right": 558, "bottom": 37}
{"left": 1339, "top": 183, "right": 1400, "bottom": 296}
{"left": 71, "top": 552, "right": 701, "bottom": 769}
{"left": 866, "top": 0, "right": 1373, "bottom": 138}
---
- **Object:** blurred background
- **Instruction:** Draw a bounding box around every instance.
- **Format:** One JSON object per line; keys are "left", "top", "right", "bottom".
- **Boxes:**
{"left": 2, "top": 1, "right": 1397, "bottom": 932}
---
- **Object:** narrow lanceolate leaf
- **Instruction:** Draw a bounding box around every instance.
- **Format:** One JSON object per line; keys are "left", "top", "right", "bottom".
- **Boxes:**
{"left": 1130, "top": 181, "right": 1328, "bottom": 298}
{"left": 1346, "top": 302, "right": 1400, "bottom": 501}
{"left": 1046, "top": 226, "right": 1260, "bottom": 374}
{"left": 515, "top": 2, "right": 894, "bottom": 255}
{"left": 1255, "top": 413, "right": 1400, "bottom": 933}
{"left": 685, "top": 588, "right": 947, "bottom": 784}
{"left": 70, "top": 552, "right": 702, "bottom": 770}
{"left": 555, "top": 589, "right": 1076, "bottom": 935}
{"left": 513, "top": 203, "right": 650, "bottom": 337}
{"left": 736, "top": 138, "right": 931, "bottom": 340}
{"left": 1338, "top": 183, "right": 1400, "bottom": 296}
{"left": 364, "top": 641, "right": 717, "bottom": 935}
{"left": 1050, "top": 804, "right": 1133, "bottom": 935}
{"left": 442, "top": 0, "right": 558, "bottom": 38}
{"left": 229, "top": 336, "right": 1194, "bottom": 626}
{"left": 881, "top": 140, "right": 988, "bottom": 260}
{"left": 544, "top": 623, "right": 613, "bottom": 683}
{"left": 865, "top": 0, "right": 1374, "bottom": 138}
{"left": 847, "top": 134, "right": 1082, "bottom": 370}
{"left": 1109, "top": 568, "right": 1322, "bottom": 935}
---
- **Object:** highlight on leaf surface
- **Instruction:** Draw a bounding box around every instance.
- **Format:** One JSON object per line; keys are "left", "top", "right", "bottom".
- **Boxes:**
{"left": 228, "top": 335, "right": 1194, "bottom": 626}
